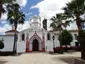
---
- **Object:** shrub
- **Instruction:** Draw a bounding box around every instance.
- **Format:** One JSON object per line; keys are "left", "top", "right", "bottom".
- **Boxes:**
{"left": 58, "top": 30, "right": 73, "bottom": 52}
{"left": 0, "top": 40, "right": 4, "bottom": 49}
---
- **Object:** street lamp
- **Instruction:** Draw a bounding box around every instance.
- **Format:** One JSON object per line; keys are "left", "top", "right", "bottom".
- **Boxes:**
{"left": 52, "top": 35, "right": 55, "bottom": 53}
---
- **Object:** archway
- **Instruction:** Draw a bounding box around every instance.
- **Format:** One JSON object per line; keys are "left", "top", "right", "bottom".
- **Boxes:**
{"left": 32, "top": 39, "right": 39, "bottom": 51}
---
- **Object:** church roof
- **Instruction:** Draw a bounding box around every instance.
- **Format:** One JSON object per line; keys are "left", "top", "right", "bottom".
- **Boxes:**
{"left": 5, "top": 30, "right": 19, "bottom": 33}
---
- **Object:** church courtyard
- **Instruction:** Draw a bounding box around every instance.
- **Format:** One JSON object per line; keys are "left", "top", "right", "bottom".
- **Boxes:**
{"left": 0, "top": 52, "right": 81, "bottom": 64}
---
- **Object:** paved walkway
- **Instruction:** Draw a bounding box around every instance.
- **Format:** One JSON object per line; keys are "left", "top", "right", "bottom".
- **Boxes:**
{"left": 0, "top": 52, "right": 81, "bottom": 64}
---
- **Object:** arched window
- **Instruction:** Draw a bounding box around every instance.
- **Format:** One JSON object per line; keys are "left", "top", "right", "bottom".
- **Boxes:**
{"left": 74, "top": 34, "right": 78, "bottom": 40}
{"left": 47, "top": 33, "right": 50, "bottom": 40}
{"left": 22, "top": 33, "right": 25, "bottom": 41}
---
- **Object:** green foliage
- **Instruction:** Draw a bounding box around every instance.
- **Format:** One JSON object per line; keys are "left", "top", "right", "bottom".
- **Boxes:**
{"left": 7, "top": 3, "right": 25, "bottom": 28}
{"left": 0, "top": 0, "right": 16, "bottom": 18}
{"left": 63, "top": 0, "right": 85, "bottom": 22}
{"left": 50, "top": 13, "right": 71, "bottom": 31}
{"left": 63, "top": 0, "right": 85, "bottom": 16}
{"left": 58, "top": 30, "right": 73, "bottom": 46}
{"left": 0, "top": 40, "right": 4, "bottom": 49}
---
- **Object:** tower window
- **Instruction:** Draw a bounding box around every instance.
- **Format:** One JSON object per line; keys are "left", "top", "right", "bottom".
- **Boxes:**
{"left": 22, "top": 33, "right": 25, "bottom": 41}
{"left": 47, "top": 33, "right": 50, "bottom": 40}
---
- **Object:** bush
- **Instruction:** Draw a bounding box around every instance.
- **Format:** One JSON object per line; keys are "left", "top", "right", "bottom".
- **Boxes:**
{"left": 58, "top": 30, "right": 73, "bottom": 52}
{"left": 0, "top": 40, "right": 4, "bottom": 49}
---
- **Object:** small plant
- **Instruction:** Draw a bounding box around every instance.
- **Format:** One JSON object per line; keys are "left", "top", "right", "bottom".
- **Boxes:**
{"left": 0, "top": 40, "right": 4, "bottom": 49}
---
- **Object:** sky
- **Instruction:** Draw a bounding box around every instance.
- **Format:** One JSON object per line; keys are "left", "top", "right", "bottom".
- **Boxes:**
{"left": 0, "top": 0, "right": 78, "bottom": 35}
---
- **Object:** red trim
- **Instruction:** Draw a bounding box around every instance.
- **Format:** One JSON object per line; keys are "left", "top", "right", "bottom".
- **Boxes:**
{"left": 42, "top": 48, "right": 45, "bottom": 52}
{"left": 5, "top": 30, "right": 19, "bottom": 33}
{"left": 26, "top": 36, "right": 29, "bottom": 52}
{"left": 29, "top": 32, "right": 42, "bottom": 42}
{"left": 26, "top": 48, "right": 29, "bottom": 52}
{"left": 28, "top": 50, "right": 32, "bottom": 52}
{"left": 42, "top": 33, "right": 45, "bottom": 52}
{"left": 26, "top": 31, "right": 46, "bottom": 52}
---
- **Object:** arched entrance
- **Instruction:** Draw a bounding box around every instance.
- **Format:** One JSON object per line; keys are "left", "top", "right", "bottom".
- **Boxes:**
{"left": 32, "top": 39, "right": 39, "bottom": 51}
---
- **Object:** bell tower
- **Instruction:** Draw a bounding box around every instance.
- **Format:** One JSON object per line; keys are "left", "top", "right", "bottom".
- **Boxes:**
{"left": 30, "top": 15, "right": 41, "bottom": 29}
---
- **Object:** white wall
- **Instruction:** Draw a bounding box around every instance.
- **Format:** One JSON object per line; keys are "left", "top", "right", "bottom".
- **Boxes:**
{"left": 44, "top": 32, "right": 54, "bottom": 52}
{"left": 18, "top": 29, "right": 78, "bottom": 52}
{"left": 17, "top": 34, "right": 26, "bottom": 53}
{"left": 70, "top": 32, "right": 78, "bottom": 46}
{"left": 45, "top": 31, "right": 78, "bottom": 52}
{"left": 0, "top": 35, "right": 14, "bottom": 52}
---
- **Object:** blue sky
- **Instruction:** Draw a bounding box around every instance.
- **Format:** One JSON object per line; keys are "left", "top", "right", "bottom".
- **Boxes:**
{"left": 20, "top": 0, "right": 43, "bottom": 21}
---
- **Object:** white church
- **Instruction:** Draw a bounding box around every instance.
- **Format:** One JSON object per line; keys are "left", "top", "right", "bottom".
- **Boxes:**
{"left": 0, "top": 15, "right": 78, "bottom": 53}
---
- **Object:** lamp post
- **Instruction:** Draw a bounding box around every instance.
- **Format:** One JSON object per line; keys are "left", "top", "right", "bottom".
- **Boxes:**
{"left": 52, "top": 35, "right": 55, "bottom": 53}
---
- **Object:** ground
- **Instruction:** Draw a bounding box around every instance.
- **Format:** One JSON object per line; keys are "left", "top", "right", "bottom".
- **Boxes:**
{"left": 0, "top": 52, "right": 81, "bottom": 64}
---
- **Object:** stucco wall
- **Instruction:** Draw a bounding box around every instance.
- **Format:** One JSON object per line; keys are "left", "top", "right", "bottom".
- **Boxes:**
{"left": 17, "top": 34, "right": 26, "bottom": 53}
{"left": 0, "top": 35, "right": 14, "bottom": 52}
{"left": 17, "top": 29, "right": 78, "bottom": 52}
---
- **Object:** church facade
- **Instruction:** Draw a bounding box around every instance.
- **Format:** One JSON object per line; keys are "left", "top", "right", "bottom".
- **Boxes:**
{"left": 0, "top": 16, "right": 78, "bottom": 53}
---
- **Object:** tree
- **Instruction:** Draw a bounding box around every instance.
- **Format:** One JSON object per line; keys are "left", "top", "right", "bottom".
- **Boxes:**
{"left": 6, "top": 3, "right": 25, "bottom": 54}
{"left": 58, "top": 30, "right": 73, "bottom": 52}
{"left": 63, "top": 0, "right": 85, "bottom": 59}
{"left": 50, "top": 13, "right": 71, "bottom": 53}
{"left": 0, "top": 0, "right": 15, "bottom": 18}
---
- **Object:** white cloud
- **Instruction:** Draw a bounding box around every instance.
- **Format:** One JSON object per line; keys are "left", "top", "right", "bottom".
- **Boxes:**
{"left": 0, "top": 20, "right": 7, "bottom": 24}
{"left": 1, "top": 13, "right": 7, "bottom": 20}
{"left": 66, "top": 21, "right": 77, "bottom": 30}
{"left": 0, "top": 21, "right": 30, "bottom": 34}
{"left": 0, "top": 24, "right": 12, "bottom": 35}
{"left": 31, "top": 0, "right": 77, "bottom": 30}
{"left": 25, "top": 13, "right": 32, "bottom": 16}
{"left": 4, "top": 24, "right": 12, "bottom": 30}
{"left": 0, "top": 27, "right": 7, "bottom": 33}
{"left": 16, "top": 0, "right": 28, "bottom": 7}
{"left": 17, "top": 21, "right": 30, "bottom": 31}
{"left": 31, "top": 0, "right": 69, "bottom": 19}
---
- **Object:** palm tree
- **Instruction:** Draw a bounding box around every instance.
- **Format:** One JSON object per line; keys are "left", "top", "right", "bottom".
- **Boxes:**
{"left": 63, "top": 0, "right": 85, "bottom": 59}
{"left": 50, "top": 13, "right": 71, "bottom": 53}
{"left": 6, "top": 3, "right": 25, "bottom": 54}
{"left": 0, "top": 0, "right": 15, "bottom": 18}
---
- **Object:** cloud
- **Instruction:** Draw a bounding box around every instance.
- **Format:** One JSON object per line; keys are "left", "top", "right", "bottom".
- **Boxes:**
{"left": 16, "top": 0, "right": 28, "bottom": 7}
{"left": 31, "top": 0, "right": 77, "bottom": 30}
{"left": 25, "top": 13, "right": 32, "bottom": 16}
{"left": 0, "top": 21, "right": 30, "bottom": 35}
{"left": 31, "top": 0, "right": 70, "bottom": 19}
{"left": 0, "top": 20, "right": 7, "bottom": 24}
{"left": 66, "top": 21, "right": 77, "bottom": 30}
{"left": 0, "top": 0, "right": 28, "bottom": 22}
{"left": 17, "top": 21, "right": 30, "bottom": 31}
{"left": 0, "top": 27, "right": 7, "bottom": 33}
{"left": 1, "top": 13, "right": 7, "bottom": 20}
{"left": 0, "top": 24, "right": 12, "bottom": 35}
{"left": 4, "top": 24, "right": 12, "bottom": 30}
